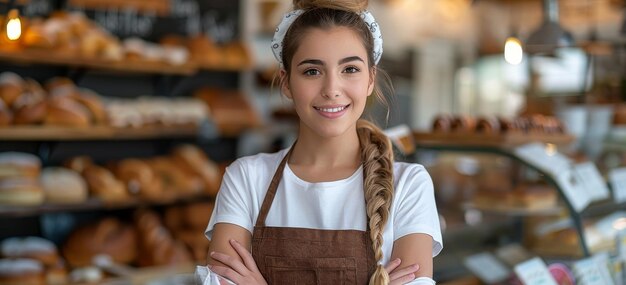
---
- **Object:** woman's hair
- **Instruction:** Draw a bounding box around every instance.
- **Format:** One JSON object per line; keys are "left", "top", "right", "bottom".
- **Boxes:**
{"left": 279, "top": 2, "right": 395, "bottom": 283}
{"left": 357, "top": 119, "right": 394, "bottom": 285}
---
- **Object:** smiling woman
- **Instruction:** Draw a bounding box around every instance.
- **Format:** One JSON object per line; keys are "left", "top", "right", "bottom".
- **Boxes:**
{"left": 197, "top": 0, "right": 443, "bottom": 285}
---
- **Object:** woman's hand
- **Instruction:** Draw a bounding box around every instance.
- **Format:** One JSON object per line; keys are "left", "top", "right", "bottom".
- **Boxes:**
{"left": 385, "top": 258, "right": 420, "bottom": 285}
{"left": 209, "top": 239, "right": 268, "bottom": 285}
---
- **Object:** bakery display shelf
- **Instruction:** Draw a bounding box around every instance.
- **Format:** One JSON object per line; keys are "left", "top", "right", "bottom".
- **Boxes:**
{"left": 413, "top": 131, "right": 575, "bottom": 148}
{"left": 0, "top": 48, "right": 197, "bottom": 75}
{"left": 461, "top": 202, "right": 564, "bottom": 217}
{"left": 0, "top": 194, "right": 213, "bottom": 217}
{"left": 0, "top": 125, "right": 199, "bottom": 141}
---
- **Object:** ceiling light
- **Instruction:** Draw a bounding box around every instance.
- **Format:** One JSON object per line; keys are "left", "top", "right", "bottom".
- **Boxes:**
{"left": 526, "top": 0, "right": 574, "bottom": 55}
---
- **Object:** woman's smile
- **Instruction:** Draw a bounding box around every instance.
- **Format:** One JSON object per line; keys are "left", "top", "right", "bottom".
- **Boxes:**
{"left": 313, "top": 104, "right": 351, "bottom": 118}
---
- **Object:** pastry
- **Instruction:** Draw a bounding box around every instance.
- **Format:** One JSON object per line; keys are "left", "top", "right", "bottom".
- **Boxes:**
{"left": 40, "top": 167, "right": 88, "bottom": 204}
{"left": 475, "top": 116, "right": 501, "bottom": 134}
{"left": 0, "top": 237, "right": 59, "bottom": 266}
{"left": 431, "top": 114, "right": 453, "bottom": 132}
{"left": 0, "top": 178, "right": 45, "bottom": 206}
{"left": 0, "top": 258, "right": 45, "bottom": 285}
{"left": 13, "top": 101, "right": 47, "bottom": 125}
{"left": 0, "top": 100, "right": 12, "bottom": 126}
{"left": 149, "top": 157, "right": 203, "bottom": 197}
{"left": 0, "top": 152, "right": 41, "bottom": 179}
{"left": 450, "top": 115, "right": 477, "bottom": 132}
{"left": 46, "top": 260, "right": 68, "bottom": 285}
{"left": 75, "top": 89, "right": 106, "bottom": 124}
{"left": 62, "top": 156, "right": 93, "bottom": 175}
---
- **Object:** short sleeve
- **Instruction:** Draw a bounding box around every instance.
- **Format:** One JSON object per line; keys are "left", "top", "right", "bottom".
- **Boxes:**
{"left": 393, "top": 164, "right": 443, "bottom": 257}
{"left": 205, "top": 160, "right": 254, "bottom": 240}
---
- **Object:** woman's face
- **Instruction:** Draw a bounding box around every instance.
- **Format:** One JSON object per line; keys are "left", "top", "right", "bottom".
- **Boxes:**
{"left": 282, "top": 26, "right": 374, "bottom": 139}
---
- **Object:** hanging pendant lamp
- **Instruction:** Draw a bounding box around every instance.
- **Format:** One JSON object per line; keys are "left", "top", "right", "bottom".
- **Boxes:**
{"left": 526, "top": 0, "right": 575, "bottom": 55}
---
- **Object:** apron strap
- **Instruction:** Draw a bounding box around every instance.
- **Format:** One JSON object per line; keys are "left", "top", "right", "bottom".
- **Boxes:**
{"left": 255, "top": 146, "right": 293, "bottom": 227}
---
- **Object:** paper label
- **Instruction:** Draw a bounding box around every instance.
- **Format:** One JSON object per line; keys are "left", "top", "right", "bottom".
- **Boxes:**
{"left": 514, "top": 143, "right": 573, "bottom": 176}
{"left": 574, "top": 162, "right": 610, "bottom": 202}
{"left": 572, "top": 255, "right": 615, "bottom": 285}
{"left": 514, "top": 257, "right": 558, "bottom": 285}
{"left": 555, "top": 169, "right": 592, "bottom": 213}
{"left": 463, "top": 252, "right": 510, "bottom": 284}
{"left": 610, "top": 168, "right": 626, "bottom": 203}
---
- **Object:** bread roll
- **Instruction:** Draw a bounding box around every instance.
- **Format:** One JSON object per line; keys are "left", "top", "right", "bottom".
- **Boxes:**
{"left": 46, "top": 260, "right": 68, "bottom": 285}
{"left": 62, "top": 218, "right": 137, "bottom": 268}
{"left": 182, "top": 201, "right": 214, "bottom": 230}
{"left": 0, "top": 237, "right": 59, "bottom": 266}
{"left": 44, "top": 97, "right": 91, "bottom": 127}
{"left": 74, "top": 90, "right": 106, "bottom": 124}
{"left": 149, "top": 157, "right": 203, "bottom": 197}
{"left": 82, "top": 165, "right": 129, "bottom": 203}
{"left": 134, "top": 210, "right": 192, "bottom": 267}
{"left": 174, "top": 229, "right": 210, "bottom": 263}
{"left": 0, "top": 100, "right": 12, "bottom": 126}
{"left": 0, "top": 258, "right": 45, "bottom": 285}
{"left": 0, "top": 152, "right": 41, "bottom": 179}
{"left": 0, "top": 72, "right": 24, "bottom": 107}
{"left": 451, "top": 115, "right": 477, "bottom": 132}
{"left": 114, "top": 159, "right": 163, "bottom": 200}
{"left": 0, "top": 179, "right": 44, "bottom": 206}
{"left": 13, "top": 101, "right": 47, "bottom": 125}
{"left": 432, "top": 114, "right": 453, "bottom": 132}
{"left": 62, "top": 156, "right": 93, "bottom": 175}
{"left": 41, "top": 167, "right": 88, "bottom": 204}
{"left": 475, "top": 116, "right": 501, "bottom": 134}
{"left": 171, "top": 145, "right": 221, "bottom": 196}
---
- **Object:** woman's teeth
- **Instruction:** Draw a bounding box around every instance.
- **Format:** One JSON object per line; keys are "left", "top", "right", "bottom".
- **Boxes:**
{"left": 315, "top": 106, "right": 347, "bottom": 113}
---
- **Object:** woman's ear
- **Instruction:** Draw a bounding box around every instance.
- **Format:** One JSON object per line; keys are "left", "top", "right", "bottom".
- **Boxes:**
{"left": 280, "top": 69, "right": 292, "bottom": 99}
{"left": 367, "top": 68, "right": 377, "bottom": 97}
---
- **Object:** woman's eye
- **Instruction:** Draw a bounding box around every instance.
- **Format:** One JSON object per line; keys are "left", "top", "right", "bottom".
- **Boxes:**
{"left": 304, "top": 69, "right": 320, "bottom": 76}
{"left": 344, "top": 66, "right": 360, "bottom": 73}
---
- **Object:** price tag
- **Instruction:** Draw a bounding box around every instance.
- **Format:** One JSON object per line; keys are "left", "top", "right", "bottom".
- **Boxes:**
{"left": 572, "top": 254, "right": 615, "bottom": 285}
{"left": 574, "top": 162, "right": 610, "bottom": 202}
{"left": 555, "top": 169, "right": 592, "bottom": 213}
{"left": 514, "top": 143, "right": 573, "bottom": 176}
{"left": 514, "top": 257, "right": 558, "bottom": 285}
{"left": 610, "top": 168, "right": 626, "bottom": 203}
{"left": 463, "top": 252, "right": 511, "bottom": 284}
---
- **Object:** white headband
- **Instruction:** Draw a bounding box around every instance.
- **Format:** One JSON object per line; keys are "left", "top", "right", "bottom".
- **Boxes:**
{"left": 271, "top": 9, "right": 383, "bottom": 67}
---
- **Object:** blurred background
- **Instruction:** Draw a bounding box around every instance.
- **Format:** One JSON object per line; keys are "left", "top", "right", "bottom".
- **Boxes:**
{"left": 1, "top": 0, "right": 626, "bottom": 284}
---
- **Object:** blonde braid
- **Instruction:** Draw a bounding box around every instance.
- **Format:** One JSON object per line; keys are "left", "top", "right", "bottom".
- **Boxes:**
{"left": 357, "top": 119, "right": 394, "bottom": 285}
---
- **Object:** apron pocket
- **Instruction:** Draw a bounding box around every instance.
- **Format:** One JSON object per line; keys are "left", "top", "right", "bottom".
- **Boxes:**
{"left": 265, "top": 256, "right": 357, "bottom": 285}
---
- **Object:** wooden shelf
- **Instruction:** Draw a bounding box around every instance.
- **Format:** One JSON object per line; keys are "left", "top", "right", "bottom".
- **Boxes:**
{"left": 0, "top": 125, "right": 199, "bottom": 141}
{"left": 462, "top": 202, "right": 564, "bottom": 217}
{"left": 0, "top": 48, "right": 197, "bottom": 75}
{"left": 414, "top": 132, "right": 576, "bottom": 148}
{"left": 0, "top": 194, "right": 213, "bottom": 217}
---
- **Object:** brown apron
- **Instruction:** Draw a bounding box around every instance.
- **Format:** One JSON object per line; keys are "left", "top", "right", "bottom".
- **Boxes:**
{"left": 251, "top": 150, "right": 377, "bottom": 285}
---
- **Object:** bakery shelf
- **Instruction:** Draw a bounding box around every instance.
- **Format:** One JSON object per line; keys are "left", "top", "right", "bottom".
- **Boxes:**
{"left": 413, "top": 131, "right": 575, "bottom": 148}
{"left": 0, "top": 125, "right": 200, "bottom": 141}
{"left": 0, "top": 194, "right": 213, "bottom": 218}
{"left": 461, "top": 202, "right": 565, "bottom": 217}
{"left": 0, "top": 48, "right": 198, "bottom": 75}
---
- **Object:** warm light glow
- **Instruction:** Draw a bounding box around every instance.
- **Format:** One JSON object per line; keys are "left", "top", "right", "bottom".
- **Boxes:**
{"left": 504, "top": 37, "right": 523, "bottom": 65}
{"left": 6, "top": 9, "right": 21, "bottom": 41}
{"left": 613, "top": 218, "right": 626, "bottom": 231}
{"left": 545, "top": 143, "right": 557, "bottom": 156}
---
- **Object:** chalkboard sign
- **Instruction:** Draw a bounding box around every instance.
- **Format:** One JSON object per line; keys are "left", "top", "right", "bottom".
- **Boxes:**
{"left": 1, "top": 0, "right": 240, "bottom": 42}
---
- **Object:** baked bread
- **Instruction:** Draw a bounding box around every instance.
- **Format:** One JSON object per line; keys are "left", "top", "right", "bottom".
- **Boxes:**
{"left": 0, "top": 152, "right": 41, "bottom": 179}
{"left": 149, "top": 157, "right": 203, "bottom": 197}
{"left": 82, "top": 165, "right": 129, "bottom": 203}
{"left": 13, "top": 101, "right": 47, "bottom": 125}
{"left": 41, "top": 167, "right": 88, "bottom": 204}
{"left": 0, "top": 72, "right": 24, "bottom": 107}
{"left": 134, "top": 210, "right": 192, "bottom": 267}
{"left": 62, "top": 156, "right": 94, "bottom": 175}
{"left": 114, "top": 159, "right": 163, "bottom": 200}
{"left": 171, "top": 145, "right": 221, "bottom": 196}
{"left": 475, "top": 116, "right": 501, "bottom": 134}
{"left": 44, "top": 97, "right": 91, "bottom": 127}
{"left": 432, "top": 114, "right": 453, "bottom": 132}
{"left": 62, "top": 218, "right": 137, "bottom": 268}
{"left": 0, "top": 100, "right": 12, "bottom": 126}
{"left": 74, "top": 90, "right": 106, "bottom": 124}
{"left": 0, "top": 258, "right": 45, "bottom": 285}
{"left": 450, "top": 115, "right": 477, "bottom": 132}
{"left": 0, "top": 237, "right": 59, "bottom": 266}
{"left": 0, "top": 179, "right": 44, "bottom": 206}
{"left": 45, "top": 260, "right": 68, "bottom": 285}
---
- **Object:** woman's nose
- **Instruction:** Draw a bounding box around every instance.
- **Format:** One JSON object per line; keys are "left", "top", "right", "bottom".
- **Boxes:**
{"left": 322, "top": 74, "right": 340, "bottom": 99}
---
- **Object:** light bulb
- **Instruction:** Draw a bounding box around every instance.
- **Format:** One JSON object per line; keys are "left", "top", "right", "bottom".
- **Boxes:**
{"left": 6, "top": 9, "right": 22, "bottom": 41}
{"left": 504, "top": 37, "right": 523, "bottom": 65}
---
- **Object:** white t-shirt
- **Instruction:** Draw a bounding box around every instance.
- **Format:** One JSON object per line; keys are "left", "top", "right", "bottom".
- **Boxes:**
{"left": 206, "top": 148, "right": 443, "bottom": 265}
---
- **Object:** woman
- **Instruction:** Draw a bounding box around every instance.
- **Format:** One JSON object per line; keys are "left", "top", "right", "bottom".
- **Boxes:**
{"left": 200, "top": 0, "right": 442, "bottom": 284}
